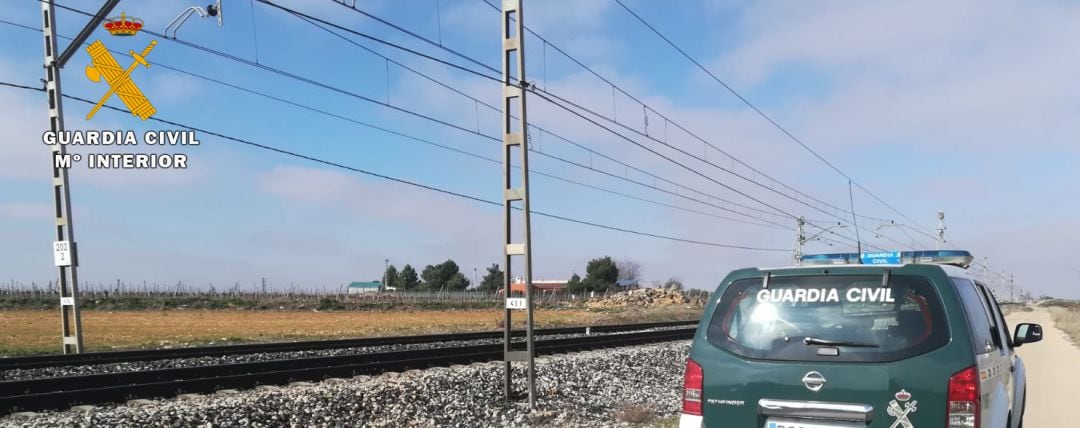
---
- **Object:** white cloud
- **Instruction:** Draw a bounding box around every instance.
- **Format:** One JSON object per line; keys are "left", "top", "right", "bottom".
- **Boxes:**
{"left": 0, "top": 81, "right": 53, "bottom": 181}
{"left": 259, "top": 164, "right": 500, "bottom": 244}
{"left": 0, "top": 201, "right": 52, "bottom": 220}
{"left": 713, "top": 1, "right": 1080, "bottom": 152}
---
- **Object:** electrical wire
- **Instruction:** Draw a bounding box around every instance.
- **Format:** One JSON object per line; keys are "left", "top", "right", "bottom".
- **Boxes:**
{"left": 307, "top": 0, "right": 906, "bottom": 249}
{"left": 30, "top": 1, "right": 875, "bottom": 250}
{"left": 534, "top": 90, "right": 894, "bottom": 251}
{"left": 7, "top": 9, "right": 797, "bottom": 232}
{"left": 472, "top": 0, "right": 894, "bottom": 225}
{"left": 258, "top": 1, "right": 875, "bottom": 247}
{"left": 0, "top": 80, "right": 790, "bottom": 252}
{"left": 612, "top": 0, "right": 937, "bottom": 236}
{"left": 43, "top": 0, "right": 911, "bottom": 241}
{"left": 0, "top": 17, "right": 783, "bottom": 231}
{"left": 235, "top": 0, "right": 885, "bottom": 251}
{"left": 532, "top": 86, "right": 891, "bottom": 231}
{"left": 35, "top": 1, "right": 876, "bottom": 250}
{"left": 288, "top": 13, "right": 799, "bottom": 226}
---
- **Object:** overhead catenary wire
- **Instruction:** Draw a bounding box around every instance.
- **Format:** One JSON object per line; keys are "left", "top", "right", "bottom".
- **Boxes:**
{"left": 0, "top": 17, "right": 782, "bottom": 232}
{"left": 303, "top": 0, "right": 908, "bottom": 248}
{"left": 41, "top": 0, "right": 913, "bottom": 250}
{"left": 471, "top": 0, "right": 894, "bottom": 226}
{"left": 6, "top": 9, "right": 797, "bottom": 233}
{"left": 252, "top": 1, "right": 874, "bottom": 247}
{"left": 29, "top": 2, "right": 869, "bottom": 251}
{"left": 278, "top": 1, "right": 873, "bottom": 249}
{"left": 245, "top": 1, "right": 879, "bottom": 245}
{"left": 0, "top": 80, "right": 790, "bottom": 252}
{"left": 612, "top": 0, "right": 937, "bottom": 236}
{"left": 274, "top": 0, "right": 878, "bottom": 227}
{"left": 532, "top": 90, "right": 895, "bottom": 251}
{"left": 529, "top": 85, "right": 903, "bottom": 247}
{"left": 287, "top": 13, "right": 800, "bottom": 227}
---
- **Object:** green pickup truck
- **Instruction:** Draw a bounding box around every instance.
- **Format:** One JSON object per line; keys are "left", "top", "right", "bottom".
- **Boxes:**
{"left": 680, "top": 250, "right": 1041, "bottom": 428}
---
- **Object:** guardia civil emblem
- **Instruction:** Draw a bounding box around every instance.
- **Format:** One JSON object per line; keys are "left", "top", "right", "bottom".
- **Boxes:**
{"left": 887, "top": 389, "right": 917, "bottom": 428}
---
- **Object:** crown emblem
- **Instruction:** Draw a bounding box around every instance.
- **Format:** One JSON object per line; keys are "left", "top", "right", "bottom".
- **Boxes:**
{"left": 894, "top": 389, "right": 912, "bottom": 402}
{"left": 103, "top": 12, "right": 143, "bottom": 36}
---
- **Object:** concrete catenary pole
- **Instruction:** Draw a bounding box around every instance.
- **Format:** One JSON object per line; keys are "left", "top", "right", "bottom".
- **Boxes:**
{"left": 500, "top": 0, "right": 537, "bottom": 409}
{"left": 41, "top": 0, "right": 121, "bottom": 354}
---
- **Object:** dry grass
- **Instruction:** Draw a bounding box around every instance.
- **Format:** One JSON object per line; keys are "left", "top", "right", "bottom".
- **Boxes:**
{"left": 0, "top": 306, "right": 701, "bottom": 356}
{"left": 613, "top": 402, "right": 658, "bottom": 424}
{"left": 1050, "top": 307, "right": 1080, "bottom": 347}
{"left": 645, "top": 415, "right": 681, "bottom": 428}
{"left": 999, "top": 303, "right": 1033, "bottom": 316}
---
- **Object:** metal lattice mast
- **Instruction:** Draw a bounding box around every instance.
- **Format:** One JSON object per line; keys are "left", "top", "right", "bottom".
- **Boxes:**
{"left": 936, "top": 211, "right": 946, "bottom": 249}
{"left": 501, "top": 0, "right": 536, "bottom": 409}
{"left": 42, "top": 0, "right": 84, "bottom": 354}
{"left": 793, "top": 216, "right": 805, "bottom": 265}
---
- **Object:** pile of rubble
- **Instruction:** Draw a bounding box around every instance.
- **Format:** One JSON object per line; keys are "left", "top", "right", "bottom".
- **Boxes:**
{"left": 586, "top": 287, "right": 703, "bottom": 308}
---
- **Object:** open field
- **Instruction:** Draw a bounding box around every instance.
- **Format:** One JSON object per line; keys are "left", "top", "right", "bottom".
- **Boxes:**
{"left": 1049, "top": 306, "right": 1080, "bottom": 346}
{"left": 0, "top": 306, "right": 702, "bottom": 356}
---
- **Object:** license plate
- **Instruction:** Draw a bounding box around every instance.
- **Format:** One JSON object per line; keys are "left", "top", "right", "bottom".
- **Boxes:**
{"left": 765, "top": 419, "right": 863, "bottom": 428}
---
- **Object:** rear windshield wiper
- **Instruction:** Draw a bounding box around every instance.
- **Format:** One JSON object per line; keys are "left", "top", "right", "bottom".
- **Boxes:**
{"left": 803, "top": 336, "right": 880, "bottom": 348}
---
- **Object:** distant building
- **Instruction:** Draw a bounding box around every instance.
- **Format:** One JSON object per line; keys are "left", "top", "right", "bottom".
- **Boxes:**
{"left": 348, "top": 281, "right": 382, "bottom": 294}
{"left": 616, "top": 279, "right": 639, "bottom": 290}
{"left": 501, "top": 278, "right": 568, "bottom": 295}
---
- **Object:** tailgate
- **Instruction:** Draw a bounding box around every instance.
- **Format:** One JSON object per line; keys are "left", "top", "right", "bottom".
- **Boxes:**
{"left": 696, "top": 357, "right": 951, "bottom": 427}
{"left": 691, "top": 272, "right": 969, "bottom": 426}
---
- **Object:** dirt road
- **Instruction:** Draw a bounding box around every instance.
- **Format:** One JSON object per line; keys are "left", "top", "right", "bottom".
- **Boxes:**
{"left": 1006, "top": 308, "right": 1080, "bottom": 426}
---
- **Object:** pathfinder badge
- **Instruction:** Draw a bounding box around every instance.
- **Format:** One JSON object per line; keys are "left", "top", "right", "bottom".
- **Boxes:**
{"left": 887, "top": 389, "right": 917, "bottom": 428}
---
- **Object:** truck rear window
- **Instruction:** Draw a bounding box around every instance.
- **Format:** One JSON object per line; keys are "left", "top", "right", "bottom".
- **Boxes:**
{"left": 706, "top": 275, "right": 949, "bottom": 362}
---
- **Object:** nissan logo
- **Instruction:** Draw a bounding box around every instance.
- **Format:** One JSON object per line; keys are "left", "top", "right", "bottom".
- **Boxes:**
{"left": 802, "top": 371, "right": 826, "bottom": 392}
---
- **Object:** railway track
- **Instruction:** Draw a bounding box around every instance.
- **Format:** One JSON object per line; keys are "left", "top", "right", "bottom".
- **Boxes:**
{"left": 0, "top": 324, "right": 695, "bottom": 415}
{"left": 0, "top": 320, "right": 696, "bottom": 372}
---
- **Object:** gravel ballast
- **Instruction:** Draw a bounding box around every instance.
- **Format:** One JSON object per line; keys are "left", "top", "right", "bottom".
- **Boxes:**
{"left": 0, "top": 327, "right": 691, "bottom": 382}
{"left": 1, "top": 341, "right": 690, "bottom": 428}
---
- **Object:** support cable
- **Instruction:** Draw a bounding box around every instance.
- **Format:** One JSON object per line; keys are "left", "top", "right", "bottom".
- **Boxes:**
{"left": 472, "top": 0, "right": 894, "bottom": 225}
{"left": 0, "top": 80, "right": 792, "bottom": 252}
{"left": 612, "top": 0, "right": 937, "bottom": 236}
{"left": 4, "top": 12, "right": 796, "bottom": 232}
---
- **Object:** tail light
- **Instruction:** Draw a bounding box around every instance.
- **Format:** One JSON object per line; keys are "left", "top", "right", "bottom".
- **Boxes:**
{"left": 947, "top": 365, "right": 980, "bottom": 427}
{"left": 682, "top": 358, "right": 703, "bottom": 415}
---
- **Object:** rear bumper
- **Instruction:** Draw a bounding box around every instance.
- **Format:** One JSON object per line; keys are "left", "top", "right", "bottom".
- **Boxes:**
{"left": 679, "top": 414, "right": 704, "bottom": 428}
{"left": 758, "top": 398, "right": 874, "bottom": 422}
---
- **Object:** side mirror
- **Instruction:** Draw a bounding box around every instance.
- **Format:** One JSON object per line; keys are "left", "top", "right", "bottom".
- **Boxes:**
{"left": 1013, "top": 323, "right": 1043, "bottom": 347}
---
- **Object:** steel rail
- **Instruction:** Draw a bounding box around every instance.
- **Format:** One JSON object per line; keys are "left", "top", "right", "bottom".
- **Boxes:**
{"left": 0, "top": 320, "right": 696, "bottom": 371}
{"left": 0, "top": 328, "right": 694, "bottom": 414}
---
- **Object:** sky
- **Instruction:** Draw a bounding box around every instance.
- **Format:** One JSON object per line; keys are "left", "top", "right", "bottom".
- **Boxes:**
{"left": 0, "top": 0, "right": 1077, "bottom": 298}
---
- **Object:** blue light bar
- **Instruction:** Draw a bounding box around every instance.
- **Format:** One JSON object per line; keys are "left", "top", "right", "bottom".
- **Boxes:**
{"left": 800, "top": 253, "right": 859, "bottom": 265}
{"left": 800, "top": 250, "right": 974, "bottom": 268}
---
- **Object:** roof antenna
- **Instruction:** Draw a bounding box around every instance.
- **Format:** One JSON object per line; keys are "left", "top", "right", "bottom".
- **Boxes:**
{"left": 848, "top": 180, "right": 862, "bottom": 254}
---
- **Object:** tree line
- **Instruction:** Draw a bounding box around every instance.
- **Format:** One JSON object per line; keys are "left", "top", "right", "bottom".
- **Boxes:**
{"left": 381, "top": 256, "right": 684, "bottom": 294}
{"left": 381, "top": 260, "right": 474, "bottom": 292}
